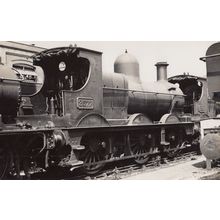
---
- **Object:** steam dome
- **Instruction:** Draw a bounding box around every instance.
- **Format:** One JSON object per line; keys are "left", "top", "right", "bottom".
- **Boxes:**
{"left": 114, "top": 50, "right": 140, "bottom": 80}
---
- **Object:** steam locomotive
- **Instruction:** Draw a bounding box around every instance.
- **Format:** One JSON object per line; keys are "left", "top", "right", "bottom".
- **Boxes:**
{"left": 0, "top": 45, "right": 210, "bottom": 179}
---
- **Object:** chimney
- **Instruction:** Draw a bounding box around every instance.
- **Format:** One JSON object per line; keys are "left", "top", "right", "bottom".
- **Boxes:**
{"left": 155, "top": 62, "right": 169, "bottom": 81}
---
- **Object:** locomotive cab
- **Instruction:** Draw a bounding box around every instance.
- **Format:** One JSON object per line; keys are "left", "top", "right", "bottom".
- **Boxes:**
{"left": 33, "top": 46, "right": 91, "bottom": 116}
{"left": 33, "top": 46, "right": 90, "bottom": 94}
{"left": 168, "top": 74, "right": 210, "bottom": 119}
{"left": 33, "top": 46, "right": 104, "bottom": 122}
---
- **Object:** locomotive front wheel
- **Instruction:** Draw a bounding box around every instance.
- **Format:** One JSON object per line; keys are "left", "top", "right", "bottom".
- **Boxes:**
{"left": 129, "top": 134, "right": 152, "bottom": 165}
{"left": 80, "top": 135, "right": 107, "bottom": 175}
{"left": 0, "top": 147, "right": 9, "bottom": 179}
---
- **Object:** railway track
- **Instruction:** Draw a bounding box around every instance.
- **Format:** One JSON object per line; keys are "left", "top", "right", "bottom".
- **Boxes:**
{"left": 87, "top": 151, "right": 199, "bottom": 180}
{"left": 4, "top": 143, "right": 199, "bottom": 180}
{"left": 24, "top": 149, "right": 199, "bottom": 180}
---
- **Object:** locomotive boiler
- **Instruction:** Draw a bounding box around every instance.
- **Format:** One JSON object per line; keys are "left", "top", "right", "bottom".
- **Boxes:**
{"left": 103, "top": 51, "right": 184, "bottom": 123}
{"left": 0, "top": 45, "right": 195, "bottom": 179}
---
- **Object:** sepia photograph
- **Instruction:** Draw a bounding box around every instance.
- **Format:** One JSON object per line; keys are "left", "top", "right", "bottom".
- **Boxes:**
{"left": 1, "top": 1, "right": 220, "bottom": 220}
{"left": 0, "top": 41, "right": 220, "bottom": 180}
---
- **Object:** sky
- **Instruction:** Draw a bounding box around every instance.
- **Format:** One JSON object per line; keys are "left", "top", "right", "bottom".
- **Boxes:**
{"left": 22, "top": 41, "right": 214, "bottom": 82}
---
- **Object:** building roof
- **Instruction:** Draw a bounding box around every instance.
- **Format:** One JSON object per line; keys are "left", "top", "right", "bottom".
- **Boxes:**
{"left": 0, "top": 41, "right": 46, "bottom": 53}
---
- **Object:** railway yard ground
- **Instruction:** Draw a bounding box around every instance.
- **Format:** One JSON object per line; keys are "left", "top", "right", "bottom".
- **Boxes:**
{"left": 23, "top": 152, "right": 220, "bottom": 180}
{"left": 124, "top": 155, "right": 220, "bottom": 180}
